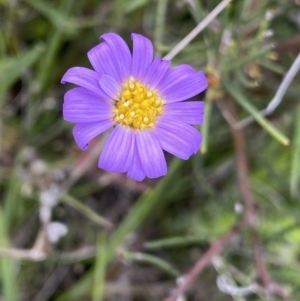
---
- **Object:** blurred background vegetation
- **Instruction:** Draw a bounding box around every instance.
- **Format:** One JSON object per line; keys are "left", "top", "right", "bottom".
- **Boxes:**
{"left": 1, "top": 0, "right": 300, "bottom": 300}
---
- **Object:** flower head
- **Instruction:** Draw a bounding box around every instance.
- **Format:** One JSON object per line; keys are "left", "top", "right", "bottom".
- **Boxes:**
{"left": 61, "top": 33, "right": 208, "bottom": 181}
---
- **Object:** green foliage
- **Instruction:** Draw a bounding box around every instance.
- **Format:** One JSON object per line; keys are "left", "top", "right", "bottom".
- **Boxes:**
{"left": 0, "top": 0, "right": 299, "bottom": 300}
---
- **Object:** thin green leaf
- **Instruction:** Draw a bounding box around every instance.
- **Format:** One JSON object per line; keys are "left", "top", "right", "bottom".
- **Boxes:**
{"left": 92, "top": 233, "right": 107, "bottom": 301}
{"left": 221, "top": 46, "right": 271, "bottom": 72}
{"left": 225, "top": 83, "right": 290, "bottom": 146}
{"left": 124, "top": 0, "right": 150, "bottom": 13}
{"left": 24, "top": 0, "right": 76, "bottom": 131}
{"left": 154, "top": 0, "right": 168, "bottom": 55}
{"left": 145, "top": 236, "right": 206, "bottom": 250}
{"left": 290, "top": 105, "right": 300, "bottom": 197}
{"left": 61, "top": 194, "right": 113, "bottom": 230}
{"left": 124, "top": 251, "right": 180, "bottom": 277}
{"left": 200, "top": 100, "right": 212, "bottom": 154}
{"left": 0, "top": 207, "right": 19, "bottom": 301}
{"left": 108, "top": 158, "right": 185, "bottom": 257}
{"left": 24, "top": 0, "right": 72, "bottom": 31}
{"left": 0, "top": 43, "right": 45, "bottom": 102}
{"left": 54, "top": 271, "right": 92, "bottom": 301}
{"left": 3, "top": 167, "right": 23, "bottom": 231}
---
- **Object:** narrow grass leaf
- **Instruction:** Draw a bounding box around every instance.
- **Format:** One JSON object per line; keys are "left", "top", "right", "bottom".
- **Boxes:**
{"left": 25, "top": 0, "right": 76, "bottom": 131}
{"left": 290, "top": 104, "right": 300, "bottom": 197}
{"left": 24, "top": 0, "right": 72, "bottom": 31}
{"left": 54, "top": 271, "right": 92, "bottom": 301}
{"left": 3, "top": 165, "right": 23, "bottom": 232}
{"left": 124, "top": 252, "right": 180, "bottom": 277}
{"left": 108, "top": 158, "right": 185, "bottom": 257}
{"left": 145, "top": 236, "right": 207, "bottom": 250}
{"left": 0, "top": 43, "right": 44, "bottom": 103}
{"left": 259, "top": 60, "right": 285, "bottom": 75}
{"left": 124, "top": 0, "right": 150, "bottom": 13}
{"left": 61, "top": 194, "right": 113, "bottom": 229}
{"left": 0, "top": 207, "right": 19, "bottom": 301}
{"left": 92, "top": 233, "right": 107, "bottom": 301}
{"left": 225, "top": 83, "right": 290, "bottom": 146}
{"left": 200, "top": 100, "right": 212, "bottom": 154}
{"left": 154, "top": 0, "right": 168, "bottom": 54}
{"left": 236, "top": 68, "right": 259, "bottom": 88}
{"left": 221, "top": 46, "right": 271, "bottom": 72}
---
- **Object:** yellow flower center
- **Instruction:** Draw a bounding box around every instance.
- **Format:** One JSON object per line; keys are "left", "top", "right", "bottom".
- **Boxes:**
{"left": 113, "top": 76, "right": 165, "bottom": 130}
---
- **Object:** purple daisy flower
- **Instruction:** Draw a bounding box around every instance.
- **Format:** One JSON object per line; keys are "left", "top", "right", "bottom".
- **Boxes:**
{"left": 61, "top": 33, "right": 208, "bottom": 181}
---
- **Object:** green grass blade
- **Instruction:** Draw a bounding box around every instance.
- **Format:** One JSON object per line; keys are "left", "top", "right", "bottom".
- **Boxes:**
{"left": 124, "top": 252, "right": 180, "bottom": 277}
{"left": 290, "top": 104, "right": 300, "bottom": 198}
{"left": 200, "top": 100, "right": 212, "bottom": 154}
{"left": 154, "top": 0, "right": 168, "bottom": 54}
{"left": 61, "top": 194, "right": 113, "bottom": 229}
{"left": 220, "top": 46, "right": 271, "bottom": 72}
{"left": 54, "top": 270, "right": 92, "bottom": 301}
{"left": 24, "top": 0, "right": 76, "bottom": 131}
{"left": 92, "top": 233, "right": 107, "bottom": 301}
{"left": 24, "top": 0, "right": 72, "bottom": 31}
{"left": 107, "top": 158, "right": 184, "bottom": 257}
{"left": 225, "top": 83, "right": 290, "bottom": 146}
{"left": 0, "top": 43, "right": 45, "bottom": 103}
{"left": 3, "top": 167, "right": 23, "bottom": 232}
{"left": 123, "top": 0, "right": 150, "bottom": 14}
{"left": 145, "top": 236, "right": 207, "bottom": 250}
{"left": 0, "top": 207, "right": 19, "bottom": 301}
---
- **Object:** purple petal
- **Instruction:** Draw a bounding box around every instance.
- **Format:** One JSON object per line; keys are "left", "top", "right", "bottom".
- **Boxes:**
{"left": 98, "top": 125, "right": 135, "bottom": 173}
{"left": 127, "top": 147, "right": 146, "bottom": 182}
{"left": 154, "top": 117, "right": 202, "bottom": 159}
{"left": 101, "top": 33, "right": 132, "bottom": 83}
{"left": 164, "top": 101, "right": 204, "bottom": 125}
{"left": 63, "top": 88, "right": 113, "bottom": 123}
{"left": 159, "top": 69, "right": 208, "bottom": 103}
{"left": 159, "top": 65, "right": 196, "bottom": 89}
{"left": 136, "top": 130, "right": 167, "bottom": 178}
{"left": 73, "top": 120, "right": 114, "bottom": 150}
{"left": 131, "top": 33, "right": 153, "bottom": 82}
{"left": 87, "top": 42, "right": 121, "bottom": 83}
{"left": 99, "top": 74, "right": 121, "bottom": 100}
{"left": 61, "top": 67, "right": 107, "bottom": 98}
{"left": 158, "top": 64, "right": 204, "bottom": 96}
{"left": 144, "top": 57, "right": 171, "bottom": 89}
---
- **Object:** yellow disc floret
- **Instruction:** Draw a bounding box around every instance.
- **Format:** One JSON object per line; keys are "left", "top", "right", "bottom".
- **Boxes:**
{"left": 113, "top": 76, "right": 165, "bottom": 130}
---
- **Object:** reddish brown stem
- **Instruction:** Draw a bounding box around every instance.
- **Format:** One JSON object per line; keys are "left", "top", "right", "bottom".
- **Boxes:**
{"left": 164, "top": 224, "right": 241, "bottom": 301}
{"left": 164, "top": 96, "right": 288, "bottom": 301}
{"left": 221, "top": 97, "right": 288, "bottom": 299}
{"left": 221, "top": 97, "right": 256, "bottom": 227}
